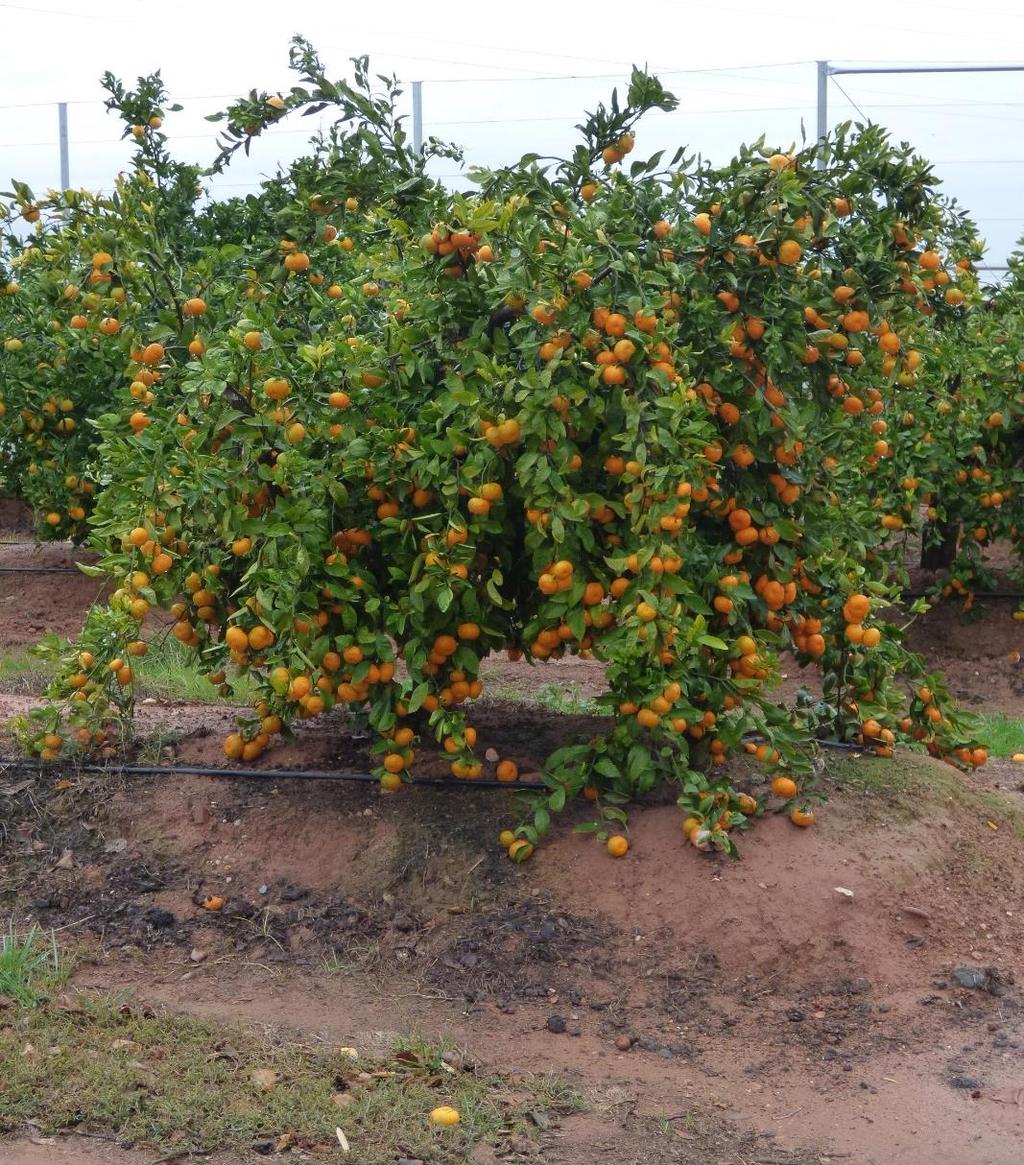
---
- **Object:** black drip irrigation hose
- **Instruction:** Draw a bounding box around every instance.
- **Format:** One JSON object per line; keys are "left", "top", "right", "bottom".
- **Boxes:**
{"left": 902, "top": 590, "right": 1024, "bottom": 600}
{"left": 0, "top": 737, "right": 879, "bottom": 792}
{"left": 0, "top": 756, "right": 550, "bottom": 790}
{"left": 0, "top": 566, "right": 83, "bottom": 574}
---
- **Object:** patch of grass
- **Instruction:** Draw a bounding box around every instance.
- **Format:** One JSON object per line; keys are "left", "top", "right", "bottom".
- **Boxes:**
{"left": 0, "top": 637, "right": 257, "bottom": 704}
{"left": 825, "top": 752, "right": 926, "bottom": 802}
{"left": 0, "top": 926, "right": 69, "bottom": 1006}
{"left": 131, "top": 637, "right": 258, "bottom": 704}
{"left": 484, "top": 681, "right": 603, "bottom": 716}
{"left": 976, "top": 712, "right": 1024, "bottom": 758}
{"left": 133, "top": 726, "right": 185, "bottom": 766}
{"left": 0, "top": 992, "right": 585, "bottom": 1162}
{"left": 0, "top": 652, "right": 55, "bottom": 694}
{"left": 824, "top": 750, "right": 1024, "bottom": 836}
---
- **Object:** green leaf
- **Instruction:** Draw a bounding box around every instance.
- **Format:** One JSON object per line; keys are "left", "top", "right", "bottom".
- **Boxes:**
{"left": 407, "top": 681, "right": 429, "bottom": 713}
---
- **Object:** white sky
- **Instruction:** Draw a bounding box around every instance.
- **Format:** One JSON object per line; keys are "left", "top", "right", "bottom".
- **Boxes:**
{"left": 2, "top": 0, "right": 1023, "bottom": 267}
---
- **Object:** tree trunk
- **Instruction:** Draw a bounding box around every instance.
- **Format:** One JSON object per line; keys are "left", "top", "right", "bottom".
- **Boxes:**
{"left": 920, "top": 520, "right": 959, "bottom": 571}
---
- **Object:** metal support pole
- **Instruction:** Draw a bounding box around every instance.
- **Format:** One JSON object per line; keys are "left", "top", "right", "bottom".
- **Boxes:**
{"left": 816, "top": 60, "right": 829, "bottom": 165}
{"left": 412, "top": 80, "right": 423, "bottom": 155}
{"left": 58, "top": 102, "right": 69, "bottom": 189}
{"left": 830, "top": 63, "right": 1024, "bottom": 77}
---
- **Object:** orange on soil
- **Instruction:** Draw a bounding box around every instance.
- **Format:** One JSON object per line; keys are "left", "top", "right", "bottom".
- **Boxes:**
{"left": 771, "top": 775, "right": 798, "bottom": 799}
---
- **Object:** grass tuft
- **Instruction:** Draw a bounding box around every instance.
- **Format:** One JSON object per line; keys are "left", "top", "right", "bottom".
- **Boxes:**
{"left": 483, "top": 680, "right": 603, "bottom": 716}
{"left": 0, "top": 638, "right": 257, "bottom": 704}
{"left": 976, "top": 712, "right": 1024, "bottom": 758}
{"left": 0, "top": 925, "right": 69, "bottom": 1006}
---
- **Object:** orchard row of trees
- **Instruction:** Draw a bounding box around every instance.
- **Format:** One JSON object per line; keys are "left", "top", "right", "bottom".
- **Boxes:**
{"left": 2, "top": 39, "right": 1022, "bottom": 853}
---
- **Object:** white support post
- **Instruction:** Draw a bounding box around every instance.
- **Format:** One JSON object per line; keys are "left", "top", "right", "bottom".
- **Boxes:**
{"left": 412, "top": 81, "right": 423, "bottom": 155}
{"left": 58, "top": 102, "right": 69, "bottom": 189}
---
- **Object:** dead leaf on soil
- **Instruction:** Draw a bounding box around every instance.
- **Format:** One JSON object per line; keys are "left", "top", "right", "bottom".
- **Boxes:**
{"left": 469, "top": 1146, "right": 500, "bottom": 1165}
{"left": 0, "top": 779, "right": 32, "bottom": 797}
{"left": 104, "top": 838, "right": 128, "bottom": 854}
{"left": 336, "top": 1127, "right": 350, "bottom": 1152}
{"left": 54, "top": 849, "right": 75, "bottom": 870}
{"left": 251, "top": 1068, "right": 278, "bottom": 1091}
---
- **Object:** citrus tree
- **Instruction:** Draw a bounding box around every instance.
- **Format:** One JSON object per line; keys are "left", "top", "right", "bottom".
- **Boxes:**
{"left": 8, "top": 40, "right": 989, "bottom": 856}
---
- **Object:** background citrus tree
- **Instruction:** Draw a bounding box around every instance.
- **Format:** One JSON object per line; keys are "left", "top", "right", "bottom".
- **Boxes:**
{"left": 5, "top": 39, "right": 994, "bottom": 855}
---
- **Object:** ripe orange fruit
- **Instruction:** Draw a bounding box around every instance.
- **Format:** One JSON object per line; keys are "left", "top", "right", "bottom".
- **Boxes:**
{"left": 430, "top": 1106, "right": 460, "bottom": 1127}
{"left": 842, "top": 593, "right": 871, "bottom": 623}
{"left": 140, "top": 342, "right": 165, "bottom": 365}
{"left": 183, "top": 297, "right": 207, "bottom": 317}
{"left": 736, "top": 793, "right": 757, "bottom": 815}
{"left": 496, "top": 759, "right": 519, "bottom": 782}
{"left": 223, "top": 733, "right": 244, "bottom": 758}
{"left": 607, "top": 835, "right": 629, "bottom": 857}
{"left": 778, "top": 240, "right": 802, "bottom": 265}
{"left": 771, "top": 776, "right": 798, "bottom": 799}
{"left": 263, "top": 377, "right": 290, "bottom": 401}
{"left": 248, "top": 624, "right": 273, "bottom": 650}
{"left": 790, "top": 807, "right": 815, "bottom": 828}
